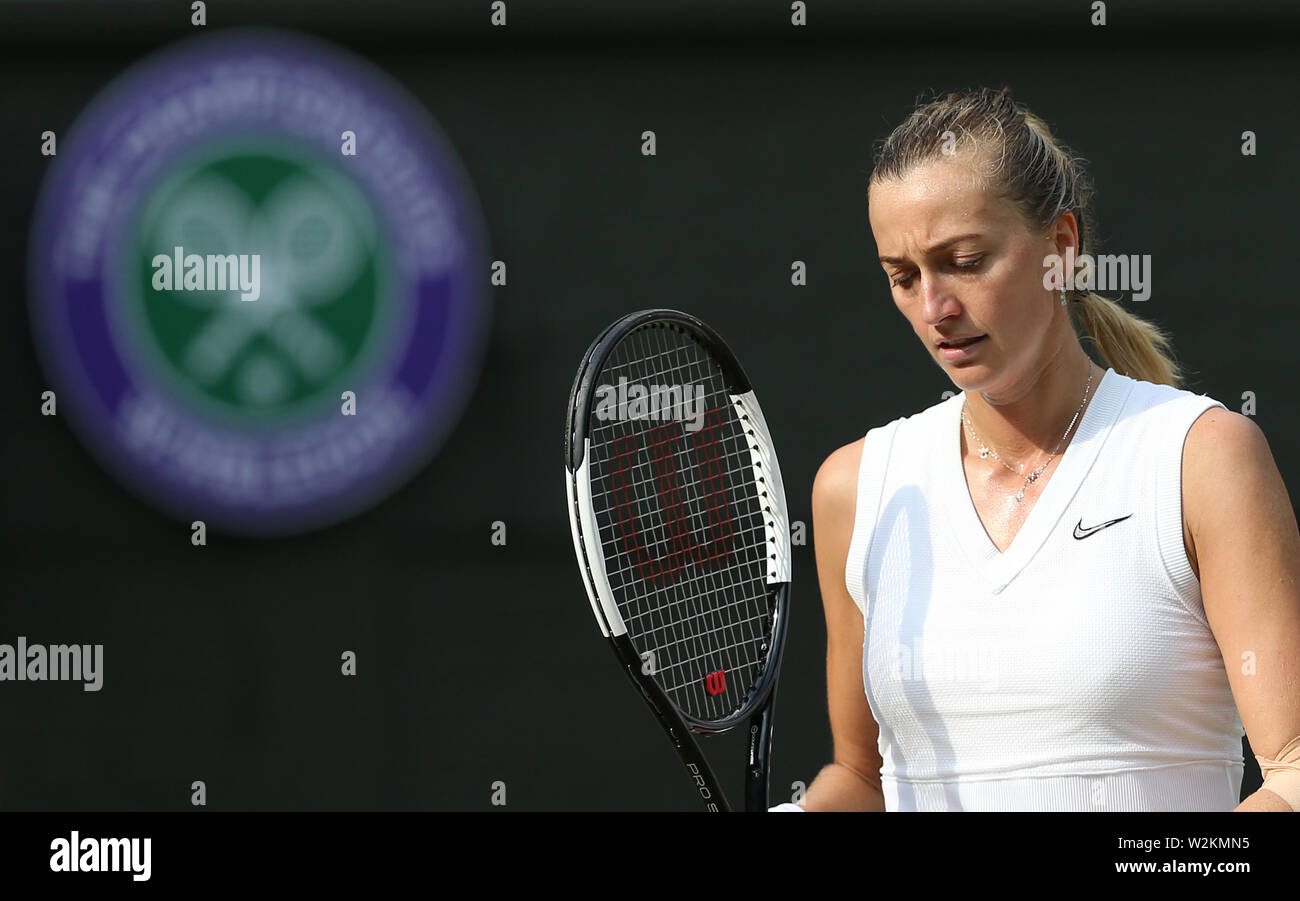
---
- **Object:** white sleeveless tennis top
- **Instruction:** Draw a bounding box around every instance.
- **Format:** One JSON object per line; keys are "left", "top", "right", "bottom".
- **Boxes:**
{"left": 845, "top": 368, "right": 1245, "bottom": 811}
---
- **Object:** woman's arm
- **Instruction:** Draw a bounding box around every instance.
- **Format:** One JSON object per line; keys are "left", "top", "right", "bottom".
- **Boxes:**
{"left": 1182, "top": 407, "right": 1300, "bottom": 812}
{"left": 797, "top": 439, "right": 887, "bottom": 812}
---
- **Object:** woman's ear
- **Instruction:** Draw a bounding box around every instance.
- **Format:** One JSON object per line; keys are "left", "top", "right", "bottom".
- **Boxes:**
{"left": 1051, "top": 210, "right": 1082, "bottom": 258}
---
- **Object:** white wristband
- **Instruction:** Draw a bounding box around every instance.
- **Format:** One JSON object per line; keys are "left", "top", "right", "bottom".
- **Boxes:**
{"left": 768, "top": 802, "right": 806, "bottom": 812}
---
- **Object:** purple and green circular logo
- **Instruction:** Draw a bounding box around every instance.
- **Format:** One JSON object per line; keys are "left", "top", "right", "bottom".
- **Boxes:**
{"left": 28, "top": 29, "right": 490, "bottom": 536}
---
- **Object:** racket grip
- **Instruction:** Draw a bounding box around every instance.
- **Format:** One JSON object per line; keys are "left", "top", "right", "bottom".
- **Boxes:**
{"left": 744, "top": 702, "right": 774, "bottom": 811}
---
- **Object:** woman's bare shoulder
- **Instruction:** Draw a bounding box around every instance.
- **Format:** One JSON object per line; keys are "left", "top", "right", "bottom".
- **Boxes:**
{"left": 813, "top": 438, "right": 865, "bottom": 520}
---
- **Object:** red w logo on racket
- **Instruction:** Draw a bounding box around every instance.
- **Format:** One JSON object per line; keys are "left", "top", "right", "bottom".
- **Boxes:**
{"left": 608, "top": 410, "right": 735, "bottom": 585}
{"left": 704, "top": 669, "right": 727, "bottom": 696}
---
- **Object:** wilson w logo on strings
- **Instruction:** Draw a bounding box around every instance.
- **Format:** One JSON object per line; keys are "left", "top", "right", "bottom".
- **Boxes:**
{"left": 605, "top": 407, "right": 736, "bottom": 585}
{"left": 704, "top": 669, "right": 727, "bottom": 696}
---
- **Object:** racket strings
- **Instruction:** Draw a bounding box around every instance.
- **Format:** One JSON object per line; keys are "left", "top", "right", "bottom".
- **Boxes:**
{"left": 587, "top": 323, "right": 775, "bottom": 723}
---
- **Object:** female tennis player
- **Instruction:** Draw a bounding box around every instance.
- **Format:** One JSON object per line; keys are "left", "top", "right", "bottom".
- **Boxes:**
{"left": 785, "top": 88, "right": 1300, "bottom": 811}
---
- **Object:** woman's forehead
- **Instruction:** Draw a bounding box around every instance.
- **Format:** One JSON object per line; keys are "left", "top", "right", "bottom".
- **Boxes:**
{"left": 869, "top": 158, "right": 1019, "bottom": 237}
{"left": 870, "top": 155, "right": 984, "bottom": 204}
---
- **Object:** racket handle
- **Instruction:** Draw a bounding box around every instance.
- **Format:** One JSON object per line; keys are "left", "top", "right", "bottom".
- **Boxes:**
{"left": 744, "top": 701, "right": 775, "bottom": 811}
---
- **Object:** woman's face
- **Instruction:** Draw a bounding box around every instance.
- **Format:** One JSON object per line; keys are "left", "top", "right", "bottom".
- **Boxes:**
{"left": 868, "top": 155, "right": 1069, "bottom": 397}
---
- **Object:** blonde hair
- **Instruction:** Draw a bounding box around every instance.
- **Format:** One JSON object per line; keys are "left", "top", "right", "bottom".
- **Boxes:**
{"left": 870, "top": 87, "right": 1183, "bottom": 387}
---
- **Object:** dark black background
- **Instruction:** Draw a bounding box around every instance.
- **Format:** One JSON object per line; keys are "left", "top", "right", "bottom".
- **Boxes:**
{"left": 1, "top": 1, "right": 1297, "bottom": 810}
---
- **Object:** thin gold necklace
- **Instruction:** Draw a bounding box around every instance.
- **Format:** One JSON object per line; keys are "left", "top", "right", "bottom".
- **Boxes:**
{"left": 960, "top": 367, "right": 1094, "bottom": 503}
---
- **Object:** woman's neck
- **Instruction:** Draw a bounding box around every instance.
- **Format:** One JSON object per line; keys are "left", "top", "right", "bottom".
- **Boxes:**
{"left": 961, "top": 346, "right": 1101, "bottom": 463}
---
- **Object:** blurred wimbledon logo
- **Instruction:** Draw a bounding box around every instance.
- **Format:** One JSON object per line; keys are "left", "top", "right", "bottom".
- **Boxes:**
{"left": 28, "top": 30, "right": 490, "bottom": 535}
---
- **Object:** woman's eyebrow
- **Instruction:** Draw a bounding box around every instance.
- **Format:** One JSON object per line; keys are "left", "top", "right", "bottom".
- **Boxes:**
{"left": 878, "top": 233, "right": 984, "bottom": 264}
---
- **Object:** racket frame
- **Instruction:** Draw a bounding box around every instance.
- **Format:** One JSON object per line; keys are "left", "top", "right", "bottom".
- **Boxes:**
{"left": 564, "top": 309, "right": 792, "bottom": 811}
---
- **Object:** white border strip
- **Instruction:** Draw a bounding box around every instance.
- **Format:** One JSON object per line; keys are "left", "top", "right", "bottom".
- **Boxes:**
{"left": 730, "top": 390, "right": 792, "bottom": 584}
{"left": 572, "top": 441, "right": 628, "bottom": 637}
{"left": 566, "top": 465, "right": 609, "bottom": 637}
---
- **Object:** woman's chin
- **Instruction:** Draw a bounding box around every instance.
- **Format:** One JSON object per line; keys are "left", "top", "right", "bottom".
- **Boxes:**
{"left": 941, "top": 361, "right": 999, "bottom": 395}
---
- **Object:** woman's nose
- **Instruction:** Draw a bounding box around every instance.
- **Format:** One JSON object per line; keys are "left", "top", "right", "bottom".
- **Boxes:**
{"left": 920, "top": 274, "right": 956, "bottom": 324}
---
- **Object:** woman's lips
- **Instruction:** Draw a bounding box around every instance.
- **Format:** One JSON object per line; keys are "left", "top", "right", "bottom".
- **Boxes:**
{"left": 937, "top": 334, "right": 987, "bottom": 360}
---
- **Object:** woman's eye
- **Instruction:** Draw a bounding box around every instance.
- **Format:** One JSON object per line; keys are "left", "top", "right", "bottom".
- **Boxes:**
{"left": 891, "top": 258, "right": 980, "bottom": 287}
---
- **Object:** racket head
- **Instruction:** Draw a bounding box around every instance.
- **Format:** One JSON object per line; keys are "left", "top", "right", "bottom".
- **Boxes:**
{"left": 565, "top": 309, "right": 791, "bottom": 734}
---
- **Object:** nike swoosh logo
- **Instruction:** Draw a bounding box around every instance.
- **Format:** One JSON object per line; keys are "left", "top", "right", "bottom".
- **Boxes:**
{"left": 1073, "top": 514, "right": 1133, "bottom": 539}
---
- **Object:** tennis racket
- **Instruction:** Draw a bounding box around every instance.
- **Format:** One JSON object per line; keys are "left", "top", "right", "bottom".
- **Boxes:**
{"left": 564, "top": 309, "right": 792, "bottom": 811}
